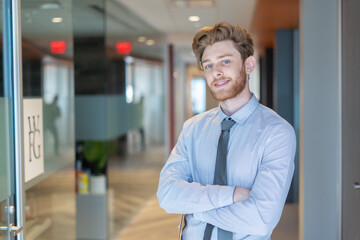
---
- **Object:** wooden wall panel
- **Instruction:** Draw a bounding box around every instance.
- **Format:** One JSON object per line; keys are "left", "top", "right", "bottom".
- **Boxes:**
{"left": 250, "top": 0, "right": 299, "bottom": 57}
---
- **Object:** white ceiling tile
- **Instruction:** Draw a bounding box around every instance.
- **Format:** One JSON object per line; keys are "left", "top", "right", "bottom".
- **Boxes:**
{"left": 117, "top": 0, "right": 258, "bottom": 45}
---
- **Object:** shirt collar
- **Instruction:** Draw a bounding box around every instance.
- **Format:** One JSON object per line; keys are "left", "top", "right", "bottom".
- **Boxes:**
{"left": 218, "top": 93, "right": 259, "bottom": 126}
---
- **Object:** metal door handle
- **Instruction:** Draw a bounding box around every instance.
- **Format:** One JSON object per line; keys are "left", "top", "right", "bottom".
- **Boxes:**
{"left": 354, "top": 182, "right": 360, "bottom": 189}
{"left": 0, "top": 224, "right": 23, "bottom": 236}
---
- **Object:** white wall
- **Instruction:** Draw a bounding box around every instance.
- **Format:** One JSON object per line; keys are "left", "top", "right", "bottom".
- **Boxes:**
{"left": 300, "top": 0, "right": 341, "bottom": 239}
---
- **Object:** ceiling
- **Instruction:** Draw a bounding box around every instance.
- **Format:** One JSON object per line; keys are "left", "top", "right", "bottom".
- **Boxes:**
{"left": 116, "top": 0, "right": 257, "bottom": 46}
{"left": 117, "top": 0, "right": 299, "bottom": 57}
{"left": 18, "top": 0, "right": 299, "bottom": 61}
{"left": 19, "top": 0, "right": 166, "bottom": 60}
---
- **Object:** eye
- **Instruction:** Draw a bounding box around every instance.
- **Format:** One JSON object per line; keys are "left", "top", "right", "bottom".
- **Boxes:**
{"left": 204, "top": 64, "right": 213, "bottom": 70}
{"left": 223, "top": 60, "right": 230, "bottom": 65}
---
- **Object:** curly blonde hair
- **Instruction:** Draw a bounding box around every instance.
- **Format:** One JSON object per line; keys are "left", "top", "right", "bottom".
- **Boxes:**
{"left": 192, "top": 22, "right": 254, "bottom": 70}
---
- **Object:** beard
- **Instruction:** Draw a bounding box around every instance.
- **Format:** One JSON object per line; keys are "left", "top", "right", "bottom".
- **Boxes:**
{"left": 209, "top": 67, "right": 247, "bottom": 102}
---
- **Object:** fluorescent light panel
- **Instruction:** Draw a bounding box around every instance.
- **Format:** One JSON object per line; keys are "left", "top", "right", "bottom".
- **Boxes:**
{"left": 137, "top": 36, "right": 147, "bottom": 42}
{"left": 52, "top": 17, "right": 63, "bottom": 23}
{"left": 169, "top": 0, "right": 215, "bottom": 8}
{"left": 188, "top": 16, "right": 200, "bottom": 22}
{"left": 145, "top": 39, "right": 155, "bottom": 45}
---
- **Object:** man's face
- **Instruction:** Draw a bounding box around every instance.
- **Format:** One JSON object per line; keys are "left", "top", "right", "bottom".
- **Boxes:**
{"left": 201, "top": 40, "right": 246, "bottom": 102}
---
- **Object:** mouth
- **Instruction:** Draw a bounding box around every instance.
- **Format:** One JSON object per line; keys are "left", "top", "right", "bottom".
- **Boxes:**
{"left": 214, "top": 79, "right": 230, "bottom": 88}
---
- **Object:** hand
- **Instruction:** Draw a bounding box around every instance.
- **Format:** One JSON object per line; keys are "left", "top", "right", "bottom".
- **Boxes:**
{"left": 233, "top": 187, "right": 250, "bottom": 203}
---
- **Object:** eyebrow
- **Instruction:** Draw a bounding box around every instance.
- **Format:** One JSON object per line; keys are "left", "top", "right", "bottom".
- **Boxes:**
{"left": 202, "top": 54, "right": 234, "bottom": 65}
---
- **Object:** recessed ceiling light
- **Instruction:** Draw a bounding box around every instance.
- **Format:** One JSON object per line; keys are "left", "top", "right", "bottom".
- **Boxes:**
{"left": 169, "top": 0, "right": 215, "bottom": 8}
{"left": 40, "top": 3, "right": 60, "bottom": 9}
{"left": 52, "top": 17, "right": 63, "bottom": 23}
{"left": 145, "top": 39, "right": 155, "bottom": 46}
{"left": 137, "top": 36, "right": 147, "bottom": 43}
{"left": 188, "top": 16, "right": 200, "bottom": 22}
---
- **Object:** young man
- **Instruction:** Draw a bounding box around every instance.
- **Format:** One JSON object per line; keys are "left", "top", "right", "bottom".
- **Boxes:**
{"left": 157, "top": 22, "right": 296, "bottom": 240}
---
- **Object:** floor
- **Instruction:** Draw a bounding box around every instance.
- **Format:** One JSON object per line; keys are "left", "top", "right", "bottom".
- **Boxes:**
{"left": 23, "top": 143, "right": 165, "bottom": 240}
{"left": 107, "top": 145, "right": 165, "bottom": 239}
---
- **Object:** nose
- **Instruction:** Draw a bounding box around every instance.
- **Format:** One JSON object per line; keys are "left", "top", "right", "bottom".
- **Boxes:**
{"left": 212, "top": 64, "right": 224, "bottom": 78}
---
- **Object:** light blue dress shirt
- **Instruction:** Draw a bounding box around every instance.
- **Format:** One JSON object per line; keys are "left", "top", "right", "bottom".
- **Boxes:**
{"left": 157, "top": 95, "right": 296, "bottom": 240}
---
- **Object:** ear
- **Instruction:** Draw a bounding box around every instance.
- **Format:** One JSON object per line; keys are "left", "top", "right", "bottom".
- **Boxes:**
{"left": 244, "top": 56, "right": 256, "bottom": 75}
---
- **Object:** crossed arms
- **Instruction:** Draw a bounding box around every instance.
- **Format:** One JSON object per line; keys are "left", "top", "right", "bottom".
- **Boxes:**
{"left": 157, "top": 124, "right": 296, "bottom": 236}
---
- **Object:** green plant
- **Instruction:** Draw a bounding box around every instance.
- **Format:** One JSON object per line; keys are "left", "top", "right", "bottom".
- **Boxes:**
{"left": 83, "top": 141, "right": 108, "bottom": 175}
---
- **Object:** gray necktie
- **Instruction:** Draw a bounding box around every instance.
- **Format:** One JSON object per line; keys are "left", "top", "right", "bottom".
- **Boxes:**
{"left": 203, "top": 118, "right": 236, "bottom": 240}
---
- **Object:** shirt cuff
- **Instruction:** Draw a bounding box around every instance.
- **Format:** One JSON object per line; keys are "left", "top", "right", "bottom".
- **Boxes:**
{"left": 193, "top": 186, "right": 235, "bottom": 222}
{"left": 218, "top": 185, "right": 235, "bottom": 207}
{"left": 194, "top": 185, "right": 234, "bottom": 222}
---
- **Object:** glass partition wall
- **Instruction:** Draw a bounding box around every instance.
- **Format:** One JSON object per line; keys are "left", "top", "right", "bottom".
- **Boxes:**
{"left": 74, "top": 1, "right": 166, "bottom": 238}
{"left": 21, "top": 0, "right": 75, "bottom": 239}
{"left": 0, "top": 0, "right": 16, "bottom": 239}
{"left": 2, "top": 0, "right": 165, "bottom": 239}
{"left": 105, "top": 0, "right": 165, "bottom": 148}
{"left": 1, "top": 0, "right": 24, "bottom": 239}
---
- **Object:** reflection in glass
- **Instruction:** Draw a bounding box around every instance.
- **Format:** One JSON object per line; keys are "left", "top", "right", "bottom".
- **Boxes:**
{"left": 0, "top": 0, "right": 16, "bottom": 205}
{"left": 1, "top": 1, "right": 16, "bottom": 239}
{"left": 0, "top": 0, "right": 11, "bottom": 204}
{"left": 44, "top": 95, "right": 60, "bottom": 155}
{"left": 0, "top": 200, "right": 7, "bottom": 240}
{"left": 0, "top": 96, "right": 12, "bottom": 201}
{"left": 104, "top": 1, "right": 166, "bottom": 239}
{"left": 16, "top": 0, "right": 167, "bottom": 239}
{"left": 22, "top": 0, "right": 75, "bottom": 239}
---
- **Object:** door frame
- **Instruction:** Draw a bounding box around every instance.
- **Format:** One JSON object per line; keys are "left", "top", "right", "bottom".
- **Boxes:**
{"left": 3, "top": 0, "right": 24, "bottom": 239}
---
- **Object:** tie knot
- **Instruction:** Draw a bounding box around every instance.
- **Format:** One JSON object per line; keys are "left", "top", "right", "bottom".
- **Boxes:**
{"left": 221, "top": 118, "right": 236, "bottom": 131}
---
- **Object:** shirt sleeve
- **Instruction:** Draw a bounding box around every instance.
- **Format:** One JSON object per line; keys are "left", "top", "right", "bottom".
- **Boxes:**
{"left": 157, "top": 121, "right": 235, "bottom": 214}
{"left": 193, "top": 124, "right": 296, "bottom": 236}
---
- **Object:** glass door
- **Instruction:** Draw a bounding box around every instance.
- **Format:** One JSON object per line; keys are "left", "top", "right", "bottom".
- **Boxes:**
{"left": 0, "top": 20, "right": 15, "bottom": 235}
{"left": 0, "top": 0, "right": 24, "bottom": 239}
{"left": 21, "top": 1, "right": 76, "bottom": 239}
